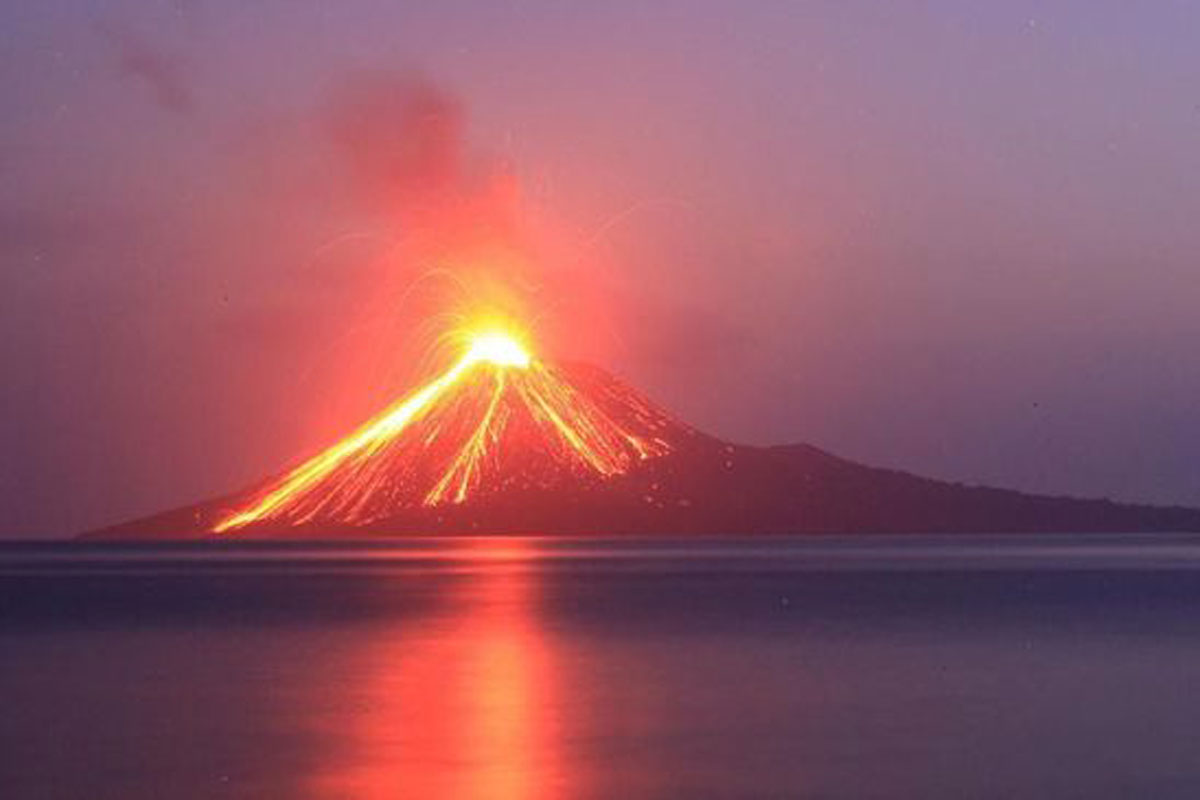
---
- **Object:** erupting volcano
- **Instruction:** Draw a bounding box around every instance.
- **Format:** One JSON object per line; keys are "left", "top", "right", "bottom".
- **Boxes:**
{"left": 92, "top": 322, "right": 1200, "bottom": 539}
{"left": 213, "top": 326, "right": 677, "bottom": 534}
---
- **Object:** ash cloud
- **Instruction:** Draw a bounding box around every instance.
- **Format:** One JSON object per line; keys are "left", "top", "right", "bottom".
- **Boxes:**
{"left": 318, "top": 71, "right": 734, "bottom": 371}
{"left": 328, "top": 73, "right": 466, "bottom": 215}
{"left": 326, "top": 72, "right": 523, "bottom": 248}
{"left": 322, "top": 72, "right": 532, "bottom": 315}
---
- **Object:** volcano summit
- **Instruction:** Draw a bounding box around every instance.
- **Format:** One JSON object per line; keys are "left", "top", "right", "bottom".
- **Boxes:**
{"left": 91, "top": 329, "right": 1200, "bottom": 538}
{"left": 213, "top": 329, "right": 679, "bottom": 533}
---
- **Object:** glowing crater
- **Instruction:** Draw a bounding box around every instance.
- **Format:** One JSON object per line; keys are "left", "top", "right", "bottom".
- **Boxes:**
{"left": 464, "top": 331, "right": 531, "bottom": 369}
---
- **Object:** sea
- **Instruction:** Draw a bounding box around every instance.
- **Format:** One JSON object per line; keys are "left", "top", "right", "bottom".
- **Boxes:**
{"left": 3, "top": 534, "right": 1200, "bottom": 799}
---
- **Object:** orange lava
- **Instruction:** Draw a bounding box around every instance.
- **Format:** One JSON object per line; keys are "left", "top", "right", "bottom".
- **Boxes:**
{"left": 213, "top": 327, "right": 670, "bottom": 532}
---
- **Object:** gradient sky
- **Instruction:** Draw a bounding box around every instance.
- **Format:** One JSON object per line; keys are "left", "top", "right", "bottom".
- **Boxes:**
{"left": 3, "top": 1, "right": 1199, "bottom": 537}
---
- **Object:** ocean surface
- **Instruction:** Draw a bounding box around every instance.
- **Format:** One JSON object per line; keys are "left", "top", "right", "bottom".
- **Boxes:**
{"left": 4, "top": 534, "right": 1200, "bottom": 799}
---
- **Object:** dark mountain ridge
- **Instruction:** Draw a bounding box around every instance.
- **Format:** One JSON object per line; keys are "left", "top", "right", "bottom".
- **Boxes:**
{"left": 86, "top": 360, "right": 1200, "bottom": 538}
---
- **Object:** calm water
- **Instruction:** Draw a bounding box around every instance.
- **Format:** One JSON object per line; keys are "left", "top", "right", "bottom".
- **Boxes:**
{"left": 4, "top": 535, "right": 1200, "bottom": 799}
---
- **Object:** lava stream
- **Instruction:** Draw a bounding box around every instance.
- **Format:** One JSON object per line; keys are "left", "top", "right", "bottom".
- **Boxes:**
{"left": 213, "top": 330, "right": 671, "bottom": 532}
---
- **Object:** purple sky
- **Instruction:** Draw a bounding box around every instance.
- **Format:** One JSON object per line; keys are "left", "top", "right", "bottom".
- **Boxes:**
{"left": 3, "top": 1, "right": 1200, "bottom": 537}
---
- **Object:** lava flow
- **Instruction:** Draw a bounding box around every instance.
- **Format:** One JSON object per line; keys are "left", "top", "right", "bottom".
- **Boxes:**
{"left": 213, "top": 326, "right": 676, "bottom": 533}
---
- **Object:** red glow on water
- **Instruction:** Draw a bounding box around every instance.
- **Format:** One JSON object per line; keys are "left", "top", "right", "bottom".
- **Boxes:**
{"left": 309, "top": 539, "right": 566, "bottom": 799}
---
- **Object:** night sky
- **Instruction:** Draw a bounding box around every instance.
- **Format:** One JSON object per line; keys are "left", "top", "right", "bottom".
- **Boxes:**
{"left": 3, "top": 1, "right": 1199, "bottom": 537}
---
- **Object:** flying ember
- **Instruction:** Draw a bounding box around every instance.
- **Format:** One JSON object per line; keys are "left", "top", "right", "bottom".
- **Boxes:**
{"left": 212, "top": 325, "right": 673, "bottom": 533}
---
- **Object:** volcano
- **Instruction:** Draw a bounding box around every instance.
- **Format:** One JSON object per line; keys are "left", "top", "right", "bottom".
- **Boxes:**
{"left": 90, "top": 330, "right": 1200, "bottom": 538}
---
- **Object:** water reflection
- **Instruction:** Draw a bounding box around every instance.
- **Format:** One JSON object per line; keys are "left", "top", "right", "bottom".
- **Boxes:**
{"left": 310, "top": 538, "right": 566, "bottom": 799}
{"left": 10, "top": 538, "right": 1200, "bottom": 798}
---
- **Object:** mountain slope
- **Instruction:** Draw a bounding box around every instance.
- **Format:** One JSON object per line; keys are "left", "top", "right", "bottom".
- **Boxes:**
{"left": 211, "top": 359, "right": 683, "bottom": 532}
{"left": 87, "top": 348, "right": 1200, "bottom": 538}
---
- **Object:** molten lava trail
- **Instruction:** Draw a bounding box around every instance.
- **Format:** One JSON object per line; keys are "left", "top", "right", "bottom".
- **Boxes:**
{"left": 213, "top": 332, "right": 670, "bottom": 533}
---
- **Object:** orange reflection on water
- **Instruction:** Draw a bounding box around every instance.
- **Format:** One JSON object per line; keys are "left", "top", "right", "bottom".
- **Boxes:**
{"left": 310, "top": 538, "right": 567, "bottom": 800}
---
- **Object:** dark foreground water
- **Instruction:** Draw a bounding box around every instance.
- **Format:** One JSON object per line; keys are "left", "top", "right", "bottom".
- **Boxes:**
{"left": 4, "top": 535, "right": 1200, "bottom": 799}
